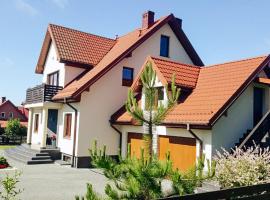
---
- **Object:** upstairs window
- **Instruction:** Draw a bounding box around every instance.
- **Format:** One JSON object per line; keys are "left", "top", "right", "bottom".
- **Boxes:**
{"left": 9, "top": 112, "right": 13, "bottom": 119}
{"left": 1, "top": 112, "right": 5, "bottom": 119}
{"left": 122, "top": 67, "right": 134, "bottom": 87}
{"left": 160, "top": 35, "right": 170, "bottom": 57}
{"left": 48, "top": 71, "right": 59, "bottom": 86}
{"left": 64, "top": 113, "right": 72, "bottom": 138}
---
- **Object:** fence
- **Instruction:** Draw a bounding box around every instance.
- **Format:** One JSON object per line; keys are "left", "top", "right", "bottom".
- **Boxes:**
{"left": 0, "top": 135, "right": 27, "bottom": 145}
{"left": 159, "top": 182, "right": 270, "bottom": 200}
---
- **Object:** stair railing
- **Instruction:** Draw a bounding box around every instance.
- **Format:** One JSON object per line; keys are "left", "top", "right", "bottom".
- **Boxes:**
{"left": 238, "top": 110, "right": 270, "bottom": 149}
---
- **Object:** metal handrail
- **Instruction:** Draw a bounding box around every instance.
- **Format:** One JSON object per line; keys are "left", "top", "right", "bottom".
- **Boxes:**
{"left": 239, "top": 109, "right": 270, "bottom": 148}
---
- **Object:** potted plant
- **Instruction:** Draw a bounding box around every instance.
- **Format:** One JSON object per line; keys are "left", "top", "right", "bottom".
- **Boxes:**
{"left": 0, "top": 156, "right": 9, "bottom": 169}
{"left": 51, "top": 134, "right": 57, "bottom": 148}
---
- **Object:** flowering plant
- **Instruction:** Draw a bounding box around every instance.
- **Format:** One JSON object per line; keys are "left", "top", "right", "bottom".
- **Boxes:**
{"left": 214, "top": 145, "right": 270, "bottom": 188}
{"left": 51, "top": 133, "right": 57, "bottom": 141}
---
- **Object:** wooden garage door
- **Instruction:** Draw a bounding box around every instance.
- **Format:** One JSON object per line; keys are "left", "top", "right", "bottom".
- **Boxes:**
{"left": 128, "top": 133, "right": 196, "bottom": 172}
{"left": 128, "top": 133, "right": 146, "bottom": 158}
{"left": 159, "top": 135, "right": 196, "bottom": 172}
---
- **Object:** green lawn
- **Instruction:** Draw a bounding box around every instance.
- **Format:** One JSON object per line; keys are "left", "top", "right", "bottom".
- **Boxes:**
{"left": 0, "top": 145, "right": 16, "bottom": 150}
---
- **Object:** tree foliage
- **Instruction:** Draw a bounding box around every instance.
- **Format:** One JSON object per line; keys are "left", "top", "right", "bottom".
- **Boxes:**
{"left": 4, "top": 119, "right": 27, "bottom": 138}
{"left": 83, "top": 141, "right": 216, "bottom": 200}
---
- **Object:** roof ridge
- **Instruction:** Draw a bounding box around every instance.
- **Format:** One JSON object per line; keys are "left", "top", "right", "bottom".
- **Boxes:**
{"left": 117, "top": 16, "right": 167, "bottom": 39}
{"left": 49, "top": 23, "right": 116, "bottom": 42}
{"left": 150, "top": 56, "right": 200, "bottom": 69}
{"left": 204, "top": 54, "right": 269, "bottom": 68}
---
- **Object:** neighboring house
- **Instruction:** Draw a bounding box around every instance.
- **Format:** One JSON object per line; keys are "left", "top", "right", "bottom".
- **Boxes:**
{"left": 24, "top": 10, "right": 270, "bottom": 169}
{"left": 0, "top": 97, "right": 28, "bottom": 128}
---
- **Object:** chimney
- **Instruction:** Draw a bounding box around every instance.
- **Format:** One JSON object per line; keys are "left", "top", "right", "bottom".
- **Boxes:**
{"left": 1, "top": 97, "right": 6, "bottom": 104}
{"left": 142, "top": 11, "right": 155, "bottom": 29}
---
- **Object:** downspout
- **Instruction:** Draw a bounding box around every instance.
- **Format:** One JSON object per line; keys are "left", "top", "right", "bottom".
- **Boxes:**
{"left": 64, "top": 98, "right": 78, "bottom": 167}
{"left": 187, "top": 123, "right": 203, "bottom": 158}
{"left": 109, "top": 120, "right": 122, "bottom": 154}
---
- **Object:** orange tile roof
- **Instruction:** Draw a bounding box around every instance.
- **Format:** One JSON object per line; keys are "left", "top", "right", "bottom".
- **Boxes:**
{"left": 152, "top": 57, "right": 200, "bottom": 88}
{"left": 113, "top": 55, "right": 269, "bottom": 126}
{"left": 0, "top": 120, "right": 27, "bottom": 128}
{"left": 49, "top": 24, "right": 116, "bottom": 66}
{"left": 53, "top": 15, "right": 172, "bottom": 100}
{"left": 52, "top": 14, "right": 203, "bottom": 100}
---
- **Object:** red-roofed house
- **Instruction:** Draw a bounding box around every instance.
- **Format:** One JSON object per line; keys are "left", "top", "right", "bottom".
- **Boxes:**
{"left": 0, "top": 97, "right": 28, "bottom": 128}
{"left": 22, "top": 11, "right": 270, "bottom": 169}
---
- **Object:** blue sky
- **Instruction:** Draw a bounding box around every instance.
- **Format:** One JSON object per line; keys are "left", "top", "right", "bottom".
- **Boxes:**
{"left": 1, "top": 0, "right": 270, "bottom": 105}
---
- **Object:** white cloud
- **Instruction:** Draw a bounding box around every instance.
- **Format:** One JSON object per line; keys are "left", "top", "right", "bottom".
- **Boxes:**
{"left": 0, "top": 57, "right": 14, "bottom": 67}
{"left": 15, "top": 0, "right": 38, "bottom": 16}
{"left": 51, "top": 0, "right": 69, "bottom": 9}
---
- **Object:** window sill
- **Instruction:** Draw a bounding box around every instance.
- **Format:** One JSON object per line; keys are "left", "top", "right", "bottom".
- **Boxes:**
{"left": 159, "top": 55, "right": 170, "bottom": 58}
{"left": 122, "top": 79, "right": 133, "bottom": 87}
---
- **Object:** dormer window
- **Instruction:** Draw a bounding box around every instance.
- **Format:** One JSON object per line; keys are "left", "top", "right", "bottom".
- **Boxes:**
{"left": 122, "top": 67, "right": 134, "bottom": 87}
{"left": 160, "top": 35, "right": 170, "bottom": 57}
{"left": 48, "top": 71, "right": 59, "bottom": 86}
{"left": 157, "top": 87, "right": 164, "bottom": 100}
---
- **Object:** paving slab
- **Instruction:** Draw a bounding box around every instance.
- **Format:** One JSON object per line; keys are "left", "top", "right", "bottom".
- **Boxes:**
{"left": 0, "top": 151, "right": 108, "bottom": 200}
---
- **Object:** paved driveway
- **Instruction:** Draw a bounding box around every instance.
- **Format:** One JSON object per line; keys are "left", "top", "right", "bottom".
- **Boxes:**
{"left": 0, "top": 151, "right": 107, "bottom": 200}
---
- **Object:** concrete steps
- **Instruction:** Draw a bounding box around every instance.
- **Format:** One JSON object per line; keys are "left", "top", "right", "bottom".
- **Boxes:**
{"left": 4, "top": 144, "right": 55, "bottom": 165}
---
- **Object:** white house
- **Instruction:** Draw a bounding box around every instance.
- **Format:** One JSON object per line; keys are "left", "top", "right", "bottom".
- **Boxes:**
{"left": 21, "top": 11, "right": 270, "bottom": 169}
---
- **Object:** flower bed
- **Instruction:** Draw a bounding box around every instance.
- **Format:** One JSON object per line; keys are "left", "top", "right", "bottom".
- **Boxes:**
{"left": 0, "top": 156, "right": 9, "bottom": 169}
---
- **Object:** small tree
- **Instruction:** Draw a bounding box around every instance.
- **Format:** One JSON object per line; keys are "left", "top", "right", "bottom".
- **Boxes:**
{"left": 125, "top": 62, "right": 180, "bottom": 158}
{"left": 0, "top": 172, "right": 22, "bottom": 200}
{"left": 4, "top": 119, "right": 27, "bottom": 139}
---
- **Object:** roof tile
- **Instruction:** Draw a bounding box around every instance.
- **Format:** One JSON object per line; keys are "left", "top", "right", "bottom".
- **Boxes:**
{"left": 114, "top": 55, "right": 268, "bottom": 126}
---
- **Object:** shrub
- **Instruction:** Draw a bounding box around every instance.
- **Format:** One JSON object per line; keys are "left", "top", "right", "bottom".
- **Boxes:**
{"left": 85, "top": 141, "right": 215, "bottom": 199}
{"left": 75, "top": 183, "right": 101, "bottom": 200}
{"left": 0, "top": 157, "right": 9, "bottom": 168}
{"left": 214, "top": 145, "right": 270, "bottom": 188}
{"left": 0, "top": 172, "right": 22, "bottom": 200}
{"left": 4, "top": 119, "right": 27, "bottom": 138}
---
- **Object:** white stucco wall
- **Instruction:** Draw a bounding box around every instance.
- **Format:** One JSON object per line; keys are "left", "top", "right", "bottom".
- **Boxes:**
{"left": 211, "top": 83, "right": 269, "bottom": 153}
{"left": 76, "top": 23, "right": 194, "bottom": 157}
{"left": 64, "top": 66, "right": 85, "bottom": 86}
{"left": 42, "top": 43, "right": 85, "bottom": 87}
{"left": 42, "top": 44, "right": 65, "bottom": 87}
{"left": 56, "top": 103, "right": 80, "bottom": 155}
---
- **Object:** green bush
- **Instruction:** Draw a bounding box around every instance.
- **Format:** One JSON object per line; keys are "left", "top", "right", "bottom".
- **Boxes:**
{"left": 0, "top": 157, "right": 9, "bottom": 166}
{"left": 4, "top": 119, "right": 27, "bottom": 138}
